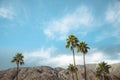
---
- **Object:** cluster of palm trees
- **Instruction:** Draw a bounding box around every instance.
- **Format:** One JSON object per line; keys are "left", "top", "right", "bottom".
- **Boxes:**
{"left": 67, "top": 62, "right": 111, "bottom": 80}
{"left": 11, "top": 34, "right": 111, "bottom": 80}
{"left": 65, "top": 34, "right": 90, "bottom": 80}
{"left": 65, "top": 34, "right": 111, "bottom": 80}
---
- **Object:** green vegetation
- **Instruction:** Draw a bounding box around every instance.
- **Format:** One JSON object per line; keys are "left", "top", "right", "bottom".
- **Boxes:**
{"left": 77, "top": 41, "right": 90, "bottom": 80}
{"left": 11, "top": 53, "right": 24, "bottom": 80}
{"left": 67, "top": 64, "right": 77, "bottom": 80}
{"left": 96, "top": 61, "right": 111, "bottom": 80}
{"left": 66, "top": 34, "right": 90, "bottom": 80}
{"left": 66, "top": 34, "right": 79, "bottom": 80}
{"left": 2, "top": 34, "right": 113, "bottom": 80}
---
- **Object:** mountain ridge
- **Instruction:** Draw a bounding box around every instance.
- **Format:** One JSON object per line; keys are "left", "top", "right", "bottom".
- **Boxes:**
{"left": 0, "top": 63, "right": 120, "bottom": 80}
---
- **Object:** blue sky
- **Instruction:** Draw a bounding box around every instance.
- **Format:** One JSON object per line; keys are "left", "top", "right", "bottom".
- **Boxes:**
{"left": 0, "top": 0, "right": 120, "bottom": 70}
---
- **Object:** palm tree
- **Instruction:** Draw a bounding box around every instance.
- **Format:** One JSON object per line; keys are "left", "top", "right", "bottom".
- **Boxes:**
{"left": 11, "top": 53, "right": 24, "bottom": 80}
{"left": 77, "top": 41, "right": 90, "bottom": 80}
{"left": 65, "top": 34, "right": 79, "bottom": 80}
{"left": 96, "top": 62, "right": 111, "bottom": 80}
{"left": 67, "top": 64, "right": 76, "bottom": 80}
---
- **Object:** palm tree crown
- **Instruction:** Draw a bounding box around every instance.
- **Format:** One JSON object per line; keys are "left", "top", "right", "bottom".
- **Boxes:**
{"left": 77, "top": 41, "right": 90, "bottom": 80}
{"left": 65, "top": 34, "right": 79, "bottom": 80}
{"left": 66, "top": 34, "right": 79, "bottom": 50}
{"left": 96, "top": 62, "right": 111, "bottom": 80}
{"left": 11, "top": 53, "right": 24, "bottom": 80}
{"left": 67, "top": 64, "right": 76, "bottom": 73}
{"left": 67, "top": 64, "right": 76, "bottom": 80}
{"left": 77, "top": 41, "right": 90, "bottom": 54}
{"left": 11, "top": 53, "right": 24, "bottom": 65}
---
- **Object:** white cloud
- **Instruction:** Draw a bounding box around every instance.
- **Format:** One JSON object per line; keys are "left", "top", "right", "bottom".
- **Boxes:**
{"left": 118, "top": 53, "right": 120, "bottom": 56}
{"left": 96, "top": 1, "right": 120, "bottom": 42}
{"left": 24, "top": 47, "right": 57, "bottom": 64}
{"left": 44, "top": 5, "right": 94, "bottom": 40}
{"left": 23, "top": 47, "right": 120, "bottom": 68}
{"left": 45, "top": 55, "right": 76, "bottom": 67}
{"left": 105, "top": 60, "right": 120, "bottom": 64}
{"left": 0, "top": 7, "right": 14, "bottom": 19}
{"left": 106, "top": 2, "right": 120, "bottom": 26}
{"left": 24, "top": 46, "right": 78, "bottom": 67}
{"left": 87, "top": 52, "right": 104, "bottom": 63}
{"left": 105, "top": 1, "right": 120, "bottom": 39}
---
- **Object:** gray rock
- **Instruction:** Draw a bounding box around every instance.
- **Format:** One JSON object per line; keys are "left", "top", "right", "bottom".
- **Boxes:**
{"left": 0, "top": 63, "right": 120, "bottom": 80}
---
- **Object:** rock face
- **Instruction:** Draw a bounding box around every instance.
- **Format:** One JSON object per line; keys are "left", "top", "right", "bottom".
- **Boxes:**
{"left": 0, "top": 66, "right": 59, "bottom": 80}
{"left": 0, "top": 63, "right": 120, "bottom": 80}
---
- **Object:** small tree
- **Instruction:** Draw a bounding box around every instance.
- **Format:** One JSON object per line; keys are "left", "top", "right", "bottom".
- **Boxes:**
{"left": 67, "top": 64, "right": 76, "bottom": 80}
{"left": 11, "top": 53, "right": 24, "bottom": 80}
{"left": 96, "top": 62, "right": 111, "bottom": 80}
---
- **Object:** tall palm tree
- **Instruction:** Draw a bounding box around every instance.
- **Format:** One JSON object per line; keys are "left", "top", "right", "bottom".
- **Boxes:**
{"left": 77, "top": 41, "right": 90, "bottom": 80}
{"left": 67, "top": 64, "right": 76, "bottom": 80}
{"left": 11, "top": 53, "right": 24, "bottom": 80}
{"left": 65, "top": 34, "right": 79, "bottom": 80}
{"left": 96, "top": 62, "right": 111, "bottom": 80}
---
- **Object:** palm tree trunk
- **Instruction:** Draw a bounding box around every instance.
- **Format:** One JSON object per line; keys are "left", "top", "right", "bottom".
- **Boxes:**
{"left": 103, "top": 74, "right": 105, "bottom": 80}
{"left": 72, "top": 73, "right": 74, "bottom": 80}
{"left": 68, "top": 73, "right": 70, "bottom": 80}
{"left": 17, "top": 63, "right": 19, "bottom": 80}
{"left": 83, "top": 54, "right": 87, "bottom": 80}
{"left": 72, "top": 49, "right": 78, "bottom": 80}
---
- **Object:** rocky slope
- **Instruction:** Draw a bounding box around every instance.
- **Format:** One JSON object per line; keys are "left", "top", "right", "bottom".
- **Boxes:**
{"left": 0, "top": 63, "right": 120, "bottom": 80}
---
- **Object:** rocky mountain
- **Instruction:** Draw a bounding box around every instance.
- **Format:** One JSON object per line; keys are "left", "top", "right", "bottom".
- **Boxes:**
{"left": 0, "top": 63, "right": 120, "bottom": 80}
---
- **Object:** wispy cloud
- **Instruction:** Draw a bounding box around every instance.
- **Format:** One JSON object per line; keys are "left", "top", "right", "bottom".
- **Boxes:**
{"left": 95, "top": 1, "right": 120, "bottom": 42}
{"left": 23, "top": 47, "right": 120, "bottom": 67}
{"left": 105, "top": 1, "right": 120, "bottom": 40}
{"left": 106, "top": 1, "right": 120, "bottom": 26}
{"left": 0, "top": 7, "right": 14, "bottom": 19}
{"left": 44, "top": 5, "right": 94, "bottom": 40}
{"left": 85, "top": 48, "right": 120, "bottom": 64}
{"left": 24, "top": 47, "right": 57, "bottom": 64}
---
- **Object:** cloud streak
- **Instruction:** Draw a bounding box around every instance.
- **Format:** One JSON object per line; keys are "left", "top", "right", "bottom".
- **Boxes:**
{"left": 94, "top": 1, "right": 120, "bottom": 43}
{"left": 105, "top": 1, "right": 120, "bottom": 40}
{"left": 0, "top": 7, "right": 14, "bottom": 19}
{"left": 23, "top": 47, "right": 120, "bottom": 68}
{"left": 106, "top": 1, "right": 120, "bottom": 26}
{"left": 44, "top": 6, "right": 94, "bottom": 40}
